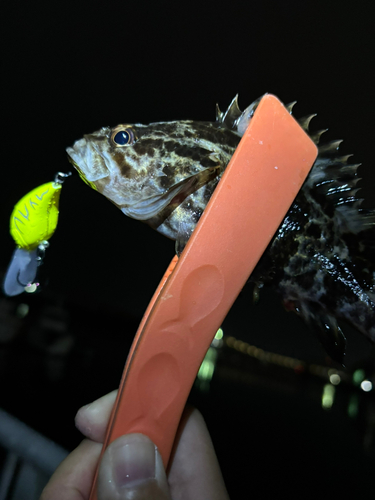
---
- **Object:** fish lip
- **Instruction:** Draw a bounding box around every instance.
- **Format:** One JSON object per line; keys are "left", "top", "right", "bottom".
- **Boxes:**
{"left": 66, "top": 152, "right": 80, "bottom": 170}
{"left": 65, "top": 143, "right": 90, "bottom": 178}
{"left": 65, "top": 147, "right": 83, "bottom": 170}
{"left": 66, "top": 138, "right": 110, "bottom": 182}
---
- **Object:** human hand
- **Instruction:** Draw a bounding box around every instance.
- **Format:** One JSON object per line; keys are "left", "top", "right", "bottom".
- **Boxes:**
{"left": 41, "top": 391, "right": 230, "bottom": 500}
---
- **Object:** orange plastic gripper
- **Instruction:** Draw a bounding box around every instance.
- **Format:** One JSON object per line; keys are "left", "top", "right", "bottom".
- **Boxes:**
{"left": 89, "top": 94, "right": 318, "bottom": 499}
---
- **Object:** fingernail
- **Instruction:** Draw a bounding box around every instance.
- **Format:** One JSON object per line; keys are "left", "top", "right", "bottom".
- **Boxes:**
{"left": 111, "top": 437, "right": 156, "bottom": 488}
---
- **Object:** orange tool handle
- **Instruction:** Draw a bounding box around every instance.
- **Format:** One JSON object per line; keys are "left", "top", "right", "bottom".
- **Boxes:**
{"left": 89, "top": 94, "right": 318, "bottom": 499}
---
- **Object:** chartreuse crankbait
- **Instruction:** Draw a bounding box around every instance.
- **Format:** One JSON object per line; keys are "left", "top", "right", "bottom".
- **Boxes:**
{"left": 3, "top": 172, "right": 71, "bottom": 296}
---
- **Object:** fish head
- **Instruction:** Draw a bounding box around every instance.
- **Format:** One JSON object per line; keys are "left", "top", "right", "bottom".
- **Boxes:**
{"left": 66, "top": 121, "right": 224, "bottom": 221}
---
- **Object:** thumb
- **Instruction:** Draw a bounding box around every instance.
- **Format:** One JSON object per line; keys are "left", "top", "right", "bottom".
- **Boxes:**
{"left": 97, "top": 434, "right": 171, "bottom": 500}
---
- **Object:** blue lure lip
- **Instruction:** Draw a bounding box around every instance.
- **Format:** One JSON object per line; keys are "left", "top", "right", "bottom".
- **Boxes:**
{"left": 3, "top": 247, "right": 39, "bottom": 296}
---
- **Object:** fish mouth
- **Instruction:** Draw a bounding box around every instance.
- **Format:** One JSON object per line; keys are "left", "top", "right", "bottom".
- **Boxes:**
{"left": 66, "top": 138, "right": 110, "bottom": 182}
{"left": 66, "top": 155, "right": 99, "bottom": 191}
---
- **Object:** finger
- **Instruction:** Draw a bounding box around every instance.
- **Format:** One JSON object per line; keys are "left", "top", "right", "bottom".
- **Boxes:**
{"left": 75, "top": 390, "right": 117, "bottom": 442}
{"left": 168, "top": 407, "right": 230, "bottom": 500}
{"left": 97, "top": 433, "right": 171, "bottom": 500}
{"left": 40, "top": 439, "right": 102, "bottom": 500}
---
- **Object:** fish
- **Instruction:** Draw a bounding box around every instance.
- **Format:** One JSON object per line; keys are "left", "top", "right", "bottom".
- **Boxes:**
{"left": 66, "top": 95, "right": 375, "bottom": 364}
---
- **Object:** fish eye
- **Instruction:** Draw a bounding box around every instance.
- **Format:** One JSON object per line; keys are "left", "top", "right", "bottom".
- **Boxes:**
{"left": 111, "top": 126, "right": 136, "bottom": 147}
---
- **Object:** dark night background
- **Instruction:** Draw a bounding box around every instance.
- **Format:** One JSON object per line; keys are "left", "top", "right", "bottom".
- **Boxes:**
{"left": 1, "top": 1, "right": 375, "bottom": 498}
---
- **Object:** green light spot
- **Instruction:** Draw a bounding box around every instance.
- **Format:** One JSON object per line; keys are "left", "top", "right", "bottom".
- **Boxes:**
{"left": 322, "top": 383, "right": 335, "bottom": 409}
{"left": 197, "top": 347, "right": 217, "bottom": 382}
{"left": 215, "top": 328, "right": 223, "bottom": 340}
{"left": 16, "top": 303, "right": 29, "bottom": 318}
{"left": 353, "top": 369, "right": 365, "bottom": 386}
{"left": 348, "top": 395, "right": 359, "bottom": 418}
{"left": 197, "top": 360, "right": 214, "bottom": 381}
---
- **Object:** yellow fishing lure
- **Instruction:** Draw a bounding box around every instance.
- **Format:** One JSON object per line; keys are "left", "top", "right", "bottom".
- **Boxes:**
{"left": 10, "top": 181, "right": 62, "bottom": 251}
{"left": 3, "top": 172, "right": 70, "bottom": 296}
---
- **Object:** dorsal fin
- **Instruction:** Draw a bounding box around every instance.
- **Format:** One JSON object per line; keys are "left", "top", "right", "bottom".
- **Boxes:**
{"left": 216, "top": 95, "right": 242, "bottom": 129}
{"left": 292, "top": 109, "right": 366, "bottom": 222}
{"left": 215, "top": 102, "right": 223, "bottom": 123}
{"left": 285, "top": 101, "right": 297, "bottom": 113}
{"left": 216, "top": 95, "right": 374, "bottom": 242}
{"left": 310, "top": 129, "right": 328, "bottom": 144}
{"left": 302, "top": 131, "right": 375, "bottom": 245}
{"left": 298, "top": 114, "right": 317, "bottom": 132}
{"left": 216, "top": 95, "right": 264, "bottom": 135}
